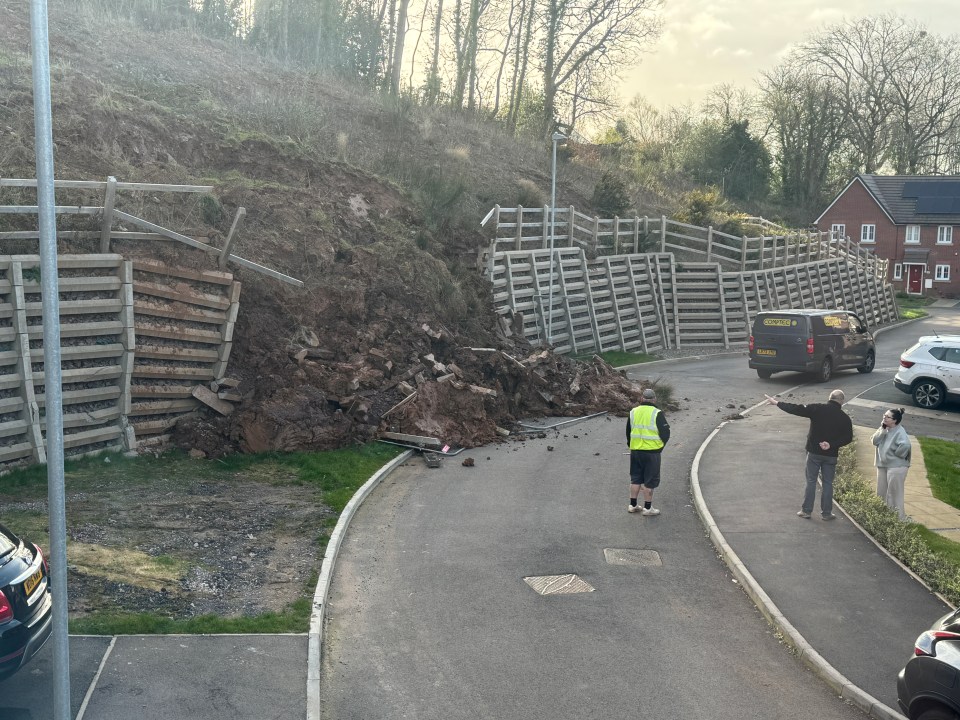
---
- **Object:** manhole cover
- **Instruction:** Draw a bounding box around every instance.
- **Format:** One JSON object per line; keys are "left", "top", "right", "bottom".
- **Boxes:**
{"left": 603, "top": 548, "right": 662, "bottom": 566}
{"left": 523, "top": 574, "right": 595, "bottom": 595}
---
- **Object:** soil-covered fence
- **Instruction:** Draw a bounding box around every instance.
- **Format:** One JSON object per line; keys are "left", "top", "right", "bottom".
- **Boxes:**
{"left": 480, "top": 206, "right": 899, "bottom": 354}
{"left": 0, "top": 254, "right": 242, "bottom": 464}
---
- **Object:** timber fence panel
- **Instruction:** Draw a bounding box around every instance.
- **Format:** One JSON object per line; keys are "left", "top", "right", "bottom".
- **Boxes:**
{"left": 130, "top": 261, "right": 239, "bottom": 438}
{"left": 0, "top": 254, "right": 133, "bottom": 468}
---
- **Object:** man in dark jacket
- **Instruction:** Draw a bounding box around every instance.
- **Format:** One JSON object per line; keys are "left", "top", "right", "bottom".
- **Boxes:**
{"left": 626, "top": 387, "right": 671, "bottom": 516}
{"left": 765, "top": 389, "right": 853, "bottom": 520}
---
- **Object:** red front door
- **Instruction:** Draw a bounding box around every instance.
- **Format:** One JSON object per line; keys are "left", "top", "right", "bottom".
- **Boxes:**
{"left": 907, "top": 264, "right": 924, "bottom": 294}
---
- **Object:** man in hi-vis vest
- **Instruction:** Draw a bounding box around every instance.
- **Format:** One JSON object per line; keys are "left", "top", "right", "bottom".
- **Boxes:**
{"left": 626, "top": 387, "right": 671, "bottom": 516}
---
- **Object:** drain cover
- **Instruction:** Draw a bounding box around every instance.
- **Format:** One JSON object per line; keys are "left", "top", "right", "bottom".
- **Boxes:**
{"left": 523, "top": 574, "right": 595, "bottom": 595}
{"left": 603, "top": 548, "right": 662, "bottom": 566}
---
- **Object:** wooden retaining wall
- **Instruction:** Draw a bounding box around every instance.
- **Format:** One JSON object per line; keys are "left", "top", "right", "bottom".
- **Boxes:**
{"left": 490, "top": 249, "right": 899, "bottom": 354}
{"left": 0, "top": 254, "right": 240, "bottom": 466}
{"left": 0, "top": 255, "right": 132, "bottom": 463}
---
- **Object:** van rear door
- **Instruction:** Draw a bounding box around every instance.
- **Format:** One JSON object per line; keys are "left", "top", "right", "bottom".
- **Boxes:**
{"left": 752, "top": 314, "right": 809, "bottom": 368}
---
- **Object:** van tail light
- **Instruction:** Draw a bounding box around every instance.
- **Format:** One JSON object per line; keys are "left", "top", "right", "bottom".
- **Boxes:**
{"left": 749, "top": 335, "right": 754, "bottom": 352}
{"left": 0, "top": 590, "right": 12, "bottom": 622}
{"left": 806, "top": 337, "right": 815, "bottom": 355}
{"left": 916, "top": 630, "right": 960, "bottom": 656}
{"left": 900, "top": 359, "right": 915, "bottom": 369}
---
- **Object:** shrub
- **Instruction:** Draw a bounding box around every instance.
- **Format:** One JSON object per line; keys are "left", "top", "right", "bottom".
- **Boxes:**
{"left": 834, "top": 446, "right": 960, "bottom": 605}
{"left": 591, "top": 172, "right": 631, "bottom": 218}
{"left": 515, "top": 179, "right": 545, "bottom": 208}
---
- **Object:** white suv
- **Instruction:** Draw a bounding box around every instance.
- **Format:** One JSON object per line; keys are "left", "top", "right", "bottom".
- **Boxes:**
{"left": 894, "top": 335, "right": 960, "bottom": 409}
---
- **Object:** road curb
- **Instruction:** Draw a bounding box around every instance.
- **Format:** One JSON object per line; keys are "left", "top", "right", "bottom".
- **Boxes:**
{"left": 690, "top": 410, "right": 907, "bottom": 720}
{"left": 306, "top": 449, "right": 414, "bottom": 720}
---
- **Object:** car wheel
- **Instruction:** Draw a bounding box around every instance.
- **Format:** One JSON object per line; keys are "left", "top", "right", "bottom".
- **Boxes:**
{"left": 917, "top": 706, "right": 960, "bottom": 720}
{"left": 857, "top": 351, "right": 875, "bottom": 374}
{"left": 816, "top": 357, "right": 832, "bottom": 383}
{"left": 912, "top": 380, "right": 946, "bottom": 409}
{"left": 757, "top": 369, "right": 773, "bottom": 379}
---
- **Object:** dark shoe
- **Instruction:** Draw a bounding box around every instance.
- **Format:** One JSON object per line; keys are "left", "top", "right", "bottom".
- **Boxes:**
{"left": 822, "top": 513, "right": 836, "bottom": 521}
{"left": 797, "top": 510, "right": 811, "bottom": 519}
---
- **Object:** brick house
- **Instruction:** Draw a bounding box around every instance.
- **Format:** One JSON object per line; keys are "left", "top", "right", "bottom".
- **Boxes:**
{"left": 814, "top": 174, "right": 960, "bottom": 297}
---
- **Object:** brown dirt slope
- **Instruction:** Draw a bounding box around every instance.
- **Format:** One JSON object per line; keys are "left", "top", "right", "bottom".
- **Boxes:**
{"left": 0, "top": 2, "right": 649, "bottom": 455}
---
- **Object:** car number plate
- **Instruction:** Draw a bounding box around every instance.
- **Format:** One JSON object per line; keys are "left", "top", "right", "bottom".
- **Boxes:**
{"left": 23, "top": 567, "right": 43, "bottom": 596}
{"left": 756, "top": 348, "right": 776, "bottom": 356}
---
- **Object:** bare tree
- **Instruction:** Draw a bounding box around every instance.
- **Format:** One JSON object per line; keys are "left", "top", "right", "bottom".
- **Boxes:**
{"left": 886, "top": 31, "right": 960, "bottom": 174}
{"left": 540, "top": 0, "right": 662, "bottom": 137}
{"left": 800, "top": 14, "right": 917, "bottom": 173}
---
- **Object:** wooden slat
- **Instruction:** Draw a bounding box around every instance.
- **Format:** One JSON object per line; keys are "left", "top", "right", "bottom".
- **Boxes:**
{"left": 130, "top": 384, "right": 196, "bottom": 399}
{"left": 133, "top": 301, "right": 226, "bottom": 324}
{"left": 133, "top": 280, "right": 230, "bottom": 310}
{"left": 133, "top": 346, "right": 220, "bottom": 362}
{"left": 128, "top": 399, "right": 200, "bottom": 416}
{"left": 0, "top": 178, "right": 213, "bottom": 193}
{"left": 132, "top": 259, "right": 234, "bottom": 286}
{"left": 132, "top": 366, "right": 217, "bottom": 380}
{"left": 133, "top": 324, "right": 222, "bottom": 344}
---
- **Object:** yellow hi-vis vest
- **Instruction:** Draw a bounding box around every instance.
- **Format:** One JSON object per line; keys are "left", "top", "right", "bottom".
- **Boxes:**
{"left": 629, "top": 405, "right": 664, "bottom": 451}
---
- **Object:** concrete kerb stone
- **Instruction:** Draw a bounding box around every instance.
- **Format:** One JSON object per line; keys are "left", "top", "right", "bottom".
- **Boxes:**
{"left": 690, "top": 404, "right": 907, "bottom": 720}
{"left": 306, "top": 449, "right": 414, "bottom": 720}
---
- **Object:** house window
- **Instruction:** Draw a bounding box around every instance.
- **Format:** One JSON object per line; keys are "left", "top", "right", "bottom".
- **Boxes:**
{"left": 905, "top": 225, "right": 920, "bottom": 244}
{"left": 938, "top": 226, "right": 954, "bottom": 244}
{"left": 893, "top": 263, "right": 902, "bottom": 280}
{"left": 861, "top": 224, "right": 876, "bottom": 243}
{"left": 831, "top": 223, "right": 846, "bottom": 240}
{"left": 935, "top": 264, "right": 951, "bottom": 281}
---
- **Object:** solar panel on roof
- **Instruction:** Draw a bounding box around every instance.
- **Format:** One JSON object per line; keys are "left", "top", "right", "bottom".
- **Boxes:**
{"left": 902, "top": 180, "right": 960, "bottom": 198}
{"left": 915, "top": 196, "right": 960, "bottom": 213}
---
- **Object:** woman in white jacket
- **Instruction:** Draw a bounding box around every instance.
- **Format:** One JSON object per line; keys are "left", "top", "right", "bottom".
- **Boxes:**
{"left": 871, "top": 407, "right": 912, "bottom": 520}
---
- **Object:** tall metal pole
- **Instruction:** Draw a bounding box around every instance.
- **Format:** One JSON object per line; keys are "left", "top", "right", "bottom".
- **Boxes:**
{"left": 547, "top": 132, "right": 565, "bottom": 346}
{"left": 30, "top": 2, "right": 70, "bottom": 718}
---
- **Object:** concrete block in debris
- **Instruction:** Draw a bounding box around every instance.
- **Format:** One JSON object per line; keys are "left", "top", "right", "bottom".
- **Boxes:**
{"left": 293, "top": 348, "right": 309, "bottom": 363}
{"left": 415, "top": 372, "right": 427, "bottom": 385}
{"left": 423, "top": 353, "right": 436, "bottom": 363}
{"left": 437, "top": 373, "right": 455, "bottom": 383}
{"left": 218, "top": 390, "right": 243, "bottom": 402}
{"left": 468, "top": 384, "right": 498, "bottom": 397}
{"left": 497, "top": 316, "right": 513, "bottom": 337}
{"left": 447, "top": 362, "right": 464, "bottom": 378}
{"left": 397, "top": 381, "right": 416, "bottom": 396}
{"left": 217, "top": 377, "right": 241, "bottom": 388}
{"left": 495, "top": 426, "right": 510, "bottom": 437}
{"left": 192, "top": 384, "right": 234, "bottom": 416}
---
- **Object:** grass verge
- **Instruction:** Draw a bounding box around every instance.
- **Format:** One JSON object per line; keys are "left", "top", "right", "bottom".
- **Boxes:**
{"left": 835, "top": 444, "right": 960, "bottom": 606}
{"left": 919, "top": 437, "right": 960, "bottom": 509}
{"left": 896, "top": 293, "right": 934, "bottom": 320}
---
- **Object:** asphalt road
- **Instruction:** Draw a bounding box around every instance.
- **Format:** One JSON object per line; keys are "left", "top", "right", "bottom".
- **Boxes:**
{"left": 317, "top": 335, "right": 954, "bottom": 718}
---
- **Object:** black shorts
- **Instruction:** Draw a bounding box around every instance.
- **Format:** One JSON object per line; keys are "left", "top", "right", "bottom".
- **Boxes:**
{"left": 629, "top": 450, "right": 662, "bottom": 489}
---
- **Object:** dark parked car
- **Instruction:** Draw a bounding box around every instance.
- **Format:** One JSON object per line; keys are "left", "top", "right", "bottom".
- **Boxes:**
{"left": 898, "top": 607, "right": 960, "bottom": 720}
{"left": 748, "top": 309, "right": 875, "bottom": 382}
{"left": 0, "top": 523, "right": 52, "bottom": 682}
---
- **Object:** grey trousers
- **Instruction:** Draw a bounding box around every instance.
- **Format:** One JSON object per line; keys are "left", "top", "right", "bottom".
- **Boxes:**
{"left": 803, "top": 452, "right": 838, "bottom": 516}
{"left": 877, "top": 466, "right": 909, "bottom": 520}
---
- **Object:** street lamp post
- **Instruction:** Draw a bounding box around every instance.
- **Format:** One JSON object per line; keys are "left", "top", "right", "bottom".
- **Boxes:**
{"left": 547, "top": 131, "right": 565, "bottom": 346}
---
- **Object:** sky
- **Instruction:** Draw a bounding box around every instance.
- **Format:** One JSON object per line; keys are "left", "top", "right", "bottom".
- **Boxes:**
{"left": 619, "top": 0, "right": 960, "bottom": 110}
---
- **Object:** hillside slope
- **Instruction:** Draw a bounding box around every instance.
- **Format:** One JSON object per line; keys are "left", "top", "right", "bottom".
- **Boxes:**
{"left": 0, "top": 2, "right": 648, "bottom": 455}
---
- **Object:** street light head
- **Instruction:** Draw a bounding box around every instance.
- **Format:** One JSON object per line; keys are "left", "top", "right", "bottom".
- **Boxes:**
{"left": 552, "top": 132, "right": 567, "bottom": 142}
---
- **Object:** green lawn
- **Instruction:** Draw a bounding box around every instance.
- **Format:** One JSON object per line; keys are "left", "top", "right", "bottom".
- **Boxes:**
{"left": 919, "top": 436, "right": 960, "bottom": 509}
{"left": 896, "top": 293, "right": 935, "bottom": 320}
